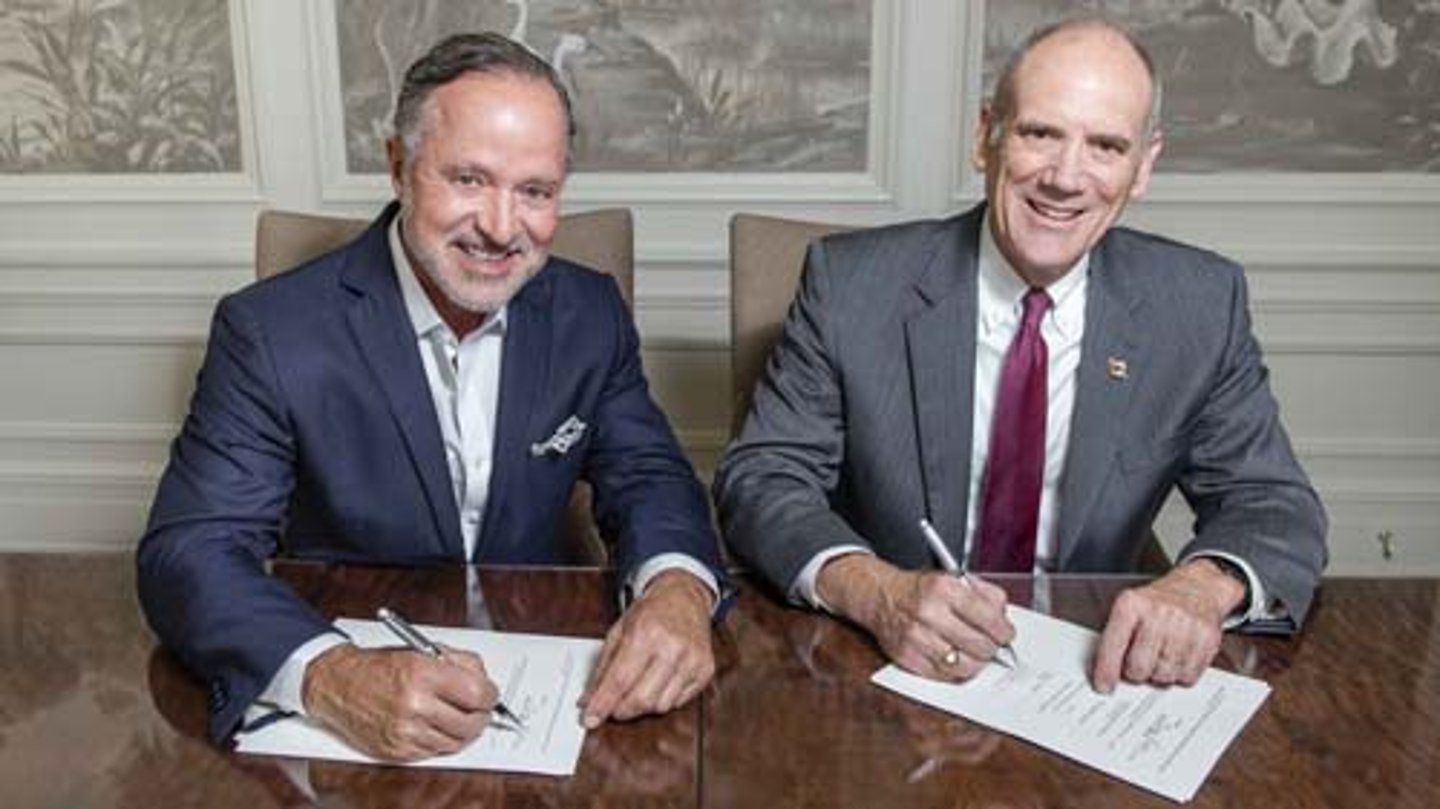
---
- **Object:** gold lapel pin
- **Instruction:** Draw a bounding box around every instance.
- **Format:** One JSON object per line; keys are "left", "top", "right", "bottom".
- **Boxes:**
{"left": 1106, "top": 356, "right": 1129, "bottom": 380}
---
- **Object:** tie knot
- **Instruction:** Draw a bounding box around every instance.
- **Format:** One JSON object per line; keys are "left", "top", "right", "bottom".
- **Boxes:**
{"left": 1020, "top": 287, "right": 1051, "bottom": 330}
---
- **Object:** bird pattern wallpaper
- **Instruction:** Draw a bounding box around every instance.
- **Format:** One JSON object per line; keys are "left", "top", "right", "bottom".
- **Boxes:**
{"left": 333, "top": 0, "right": 873, "bottom": 173}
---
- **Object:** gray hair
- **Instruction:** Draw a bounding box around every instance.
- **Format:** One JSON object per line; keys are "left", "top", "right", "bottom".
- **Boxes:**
{"left": 986, "top": 17, "right": 1163, "bottom": 146}
{"left": 392, "top": 32, "right": 576, "bottom": 159}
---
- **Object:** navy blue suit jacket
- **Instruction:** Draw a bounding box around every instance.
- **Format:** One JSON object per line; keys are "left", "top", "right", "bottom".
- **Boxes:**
{"left": 138, "top": 204, "right": 724, "bottom": 741}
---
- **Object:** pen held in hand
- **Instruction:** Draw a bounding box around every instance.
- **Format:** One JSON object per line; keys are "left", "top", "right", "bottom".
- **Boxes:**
{"left": 375, "top": 607, "right": 525, "bottom": 729}
{"left": 916, "top": 518, "right": 1020, "bottom": 669}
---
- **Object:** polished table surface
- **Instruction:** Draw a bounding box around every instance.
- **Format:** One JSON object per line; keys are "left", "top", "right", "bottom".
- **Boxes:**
{"left": 1, "top": 553, "right": 1437, "bottom": 807}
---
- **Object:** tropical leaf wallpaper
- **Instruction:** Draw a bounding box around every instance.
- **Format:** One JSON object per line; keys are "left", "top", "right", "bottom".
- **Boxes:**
{"left": 0, "top": 0, "right": 239, "bottom": 174}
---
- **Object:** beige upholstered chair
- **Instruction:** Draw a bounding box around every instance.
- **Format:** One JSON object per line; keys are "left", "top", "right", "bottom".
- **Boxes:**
{"left": 253, "top": 207, "right": 635, "bottom": 565}
{"left": 728, "top": 213, "right": 856, "bottom": 435}
{"left": 255, "top": 208, "right": 634, "bottom": 305}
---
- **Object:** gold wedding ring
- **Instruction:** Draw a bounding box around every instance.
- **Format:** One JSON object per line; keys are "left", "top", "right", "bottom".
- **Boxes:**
{"left": 941, "top": 648, "right": 961, "bottom": 667}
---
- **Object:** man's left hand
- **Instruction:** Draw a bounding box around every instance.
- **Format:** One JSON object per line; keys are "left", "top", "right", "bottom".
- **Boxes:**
{"left": 579, "top": 569, "right": 715, "bottom": 728}
{"left": 1091, "top": 559, "right": 1246, "bottom": 693}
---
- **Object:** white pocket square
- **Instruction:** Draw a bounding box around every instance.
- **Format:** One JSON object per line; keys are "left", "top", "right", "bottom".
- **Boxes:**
{"left": 530, "top": 415, "right": 587, "bottom": 458}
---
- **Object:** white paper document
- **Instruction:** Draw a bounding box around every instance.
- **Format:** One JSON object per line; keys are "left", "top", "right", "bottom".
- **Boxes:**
{"left": 871, "top": 606, "right": 1269, "bottom": 803}
{"left": 235, "top": 619, "right": 603, "bottom": 776}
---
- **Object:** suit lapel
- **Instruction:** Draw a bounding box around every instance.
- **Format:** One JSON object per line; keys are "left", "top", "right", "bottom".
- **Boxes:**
{"left": 1055, "top": 243, "right": 1140, "bottom": 568}
{"left": 474, "top": 268, "right": 552, "bottom": 563}
{"left": 905, "top": 210, "right": 984, "bottom": 554}
{"left": 341, "top": 206, "right": 464, "bottom": 559}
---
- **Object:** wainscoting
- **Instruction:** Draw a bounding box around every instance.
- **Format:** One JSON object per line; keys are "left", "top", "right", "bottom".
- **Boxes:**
{"left": 1, "top": 1, "right": 1435, "bottom": 573}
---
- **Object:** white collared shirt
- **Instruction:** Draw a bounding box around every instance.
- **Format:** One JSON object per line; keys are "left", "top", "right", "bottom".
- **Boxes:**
{"left": 391, "top": 219, "right": 504, "bottom": 561}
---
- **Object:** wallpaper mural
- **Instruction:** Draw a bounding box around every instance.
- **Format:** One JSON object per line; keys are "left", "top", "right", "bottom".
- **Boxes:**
{"left": 984, "top": 0, "right": 1440, "bottom": 172}
{"left": 0, "top": 0, "right": 239, "bottom": 174}
{"left": 335, "top": 0, "right": 873, "bottom": 173}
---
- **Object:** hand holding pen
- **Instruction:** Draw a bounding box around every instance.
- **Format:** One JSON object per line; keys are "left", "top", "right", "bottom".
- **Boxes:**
{"left": 917, "top": 518, "right": 1020, "bottom": 669}
{"left": 377, "top": 607, "right": 524, "bottom": 731}
{"left": 299, "top": 612, "right": 509, "bottom": 762}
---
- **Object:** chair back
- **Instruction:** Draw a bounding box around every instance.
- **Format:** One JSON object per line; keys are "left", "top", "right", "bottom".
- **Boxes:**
{"left": 255, "top": 208, "right": 634, "bottom": 307}
{"left": 253, "top": 207, "right": 636, "bottom": 565}
{"left": 728, "top": 213, "right": 856, "bottom": 434}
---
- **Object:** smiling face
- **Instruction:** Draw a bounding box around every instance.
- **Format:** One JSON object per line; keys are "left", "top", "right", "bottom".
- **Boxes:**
{"left": 974, "top": 24, "right": 1162, "bottom": 288}
{"left": 388, "top": 70, "right": 568, "bottom": 335}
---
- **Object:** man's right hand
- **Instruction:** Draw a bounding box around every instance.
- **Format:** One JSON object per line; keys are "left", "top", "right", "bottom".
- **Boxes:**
{"left": 302, "top": 643, "right": 499, "bottom": 761}
{"left": 816, "top": 554, "right": 1014, "bottom": 681}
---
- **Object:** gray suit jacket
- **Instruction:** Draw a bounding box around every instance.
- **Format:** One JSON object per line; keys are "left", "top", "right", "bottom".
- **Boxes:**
{"left": 714, "top": 204, "right": 1327, "bottom": 626}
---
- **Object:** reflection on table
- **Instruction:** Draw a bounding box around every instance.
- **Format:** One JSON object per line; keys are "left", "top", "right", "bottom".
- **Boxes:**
{"left": 0, "top": 553, "right": 1437, "bottom": 807}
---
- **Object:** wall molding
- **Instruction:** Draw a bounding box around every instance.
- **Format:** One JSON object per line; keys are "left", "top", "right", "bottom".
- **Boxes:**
{"left": 0, "top": 242, "right": 253, "bottom": 269}
{"left": 0, "top": 233, "right": 1432, "bottom": 274}
{"left": 0, "top": 174, "right": 262, "bottom": 205}
{"left": 1220, "top": 245, "right": 1440, "bottom": 269}
{"left": 2, "top": 423, "right": 1432, "bottom": 462}
{"left": 1, "top": 461, "right": 1429, "bottom": 516}
{"left": 1297, "top": 438, "right": 1440, "bottom": 460}
{"left": 1, "top": 276, "right": 1437, "bottom": 355}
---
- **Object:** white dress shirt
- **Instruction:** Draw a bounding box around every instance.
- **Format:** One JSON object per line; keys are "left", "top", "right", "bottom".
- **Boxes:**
{"left": 394, "top": 223, "right": 505, "bottom": 561}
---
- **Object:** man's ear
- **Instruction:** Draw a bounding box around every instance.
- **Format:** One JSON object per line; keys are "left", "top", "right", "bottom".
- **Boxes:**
{"left": 385, "top": 137, "right": 406, "bottom": 197}
{"left": 1128, "top": 130, "right": 1164, "bottom": 200}
{"left": 971, "top": 104, "right": 997, "bottom": 174}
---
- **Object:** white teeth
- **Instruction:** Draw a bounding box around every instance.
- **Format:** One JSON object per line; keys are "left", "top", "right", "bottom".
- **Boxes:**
{"left": 1030, "top": 200, "right": 1080, "bottom": 220}
{"left": 458, "top": 244, "right": 512, "bottom": 260}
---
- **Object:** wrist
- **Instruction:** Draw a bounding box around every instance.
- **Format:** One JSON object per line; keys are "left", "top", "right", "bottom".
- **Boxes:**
{"left": 1186, "top": 558, "right": 1249, "bottom": 623}
{"left": 816, "top": 553, "right": 890, "bottom": 627}
{"left": 301, "top": 641, "right": 357, "bottom": 717}
{"left": 643, "top": 569, "right": 714, "bottom": 615}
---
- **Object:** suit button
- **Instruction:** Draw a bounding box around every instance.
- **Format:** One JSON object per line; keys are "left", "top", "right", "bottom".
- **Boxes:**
{"left": 208, "top": 681, "right": 228, "bottom": 712}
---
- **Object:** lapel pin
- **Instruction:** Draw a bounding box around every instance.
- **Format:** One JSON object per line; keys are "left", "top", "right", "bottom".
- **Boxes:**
{"left": 530, "top": 415, "right": 588, "bottom": 458}
{"left": 1106, "top": 356, "right": 1129, "bottom": 380}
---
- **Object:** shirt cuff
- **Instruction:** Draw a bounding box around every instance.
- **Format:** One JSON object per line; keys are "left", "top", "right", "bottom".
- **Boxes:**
{"left": 1182, "top": 550, "right": 1284, "bottom": 630}
{"left": 790, "top": 545, "right": 873, "bottom": 612}
{"left": 629, "top": 553, "right": 720, "bottom": 615}
{"left": 255, "top": 632, "right": 349, "bottom": 715}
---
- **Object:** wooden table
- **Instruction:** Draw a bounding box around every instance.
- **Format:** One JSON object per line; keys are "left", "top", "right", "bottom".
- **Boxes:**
{"left": 1, "top": 554, "right": 1436, "bottom": 807}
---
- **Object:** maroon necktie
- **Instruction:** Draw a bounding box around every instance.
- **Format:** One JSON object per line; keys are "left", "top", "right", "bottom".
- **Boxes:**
{"left": 973, "top": 287, "right": 1051, "bottom": 573}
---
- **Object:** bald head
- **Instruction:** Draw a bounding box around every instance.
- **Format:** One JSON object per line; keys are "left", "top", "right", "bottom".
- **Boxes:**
{"left": 988, "top": 18, "right": 1162, "bottom": 146}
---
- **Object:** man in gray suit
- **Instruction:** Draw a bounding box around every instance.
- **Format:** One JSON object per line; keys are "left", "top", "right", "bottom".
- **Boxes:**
{"left": 714, "top": 18, "right": 1326, "bottom": 692}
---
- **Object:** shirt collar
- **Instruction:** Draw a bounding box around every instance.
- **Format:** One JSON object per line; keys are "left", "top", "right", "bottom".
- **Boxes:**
{"left": 977, "top": 215, "right": 1087, "bottom": 340}
{"left": 389, "top": 215, "right": 507, "bottom": 343}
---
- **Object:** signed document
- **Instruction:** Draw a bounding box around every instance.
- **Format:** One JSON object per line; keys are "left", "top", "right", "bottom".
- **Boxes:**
{"left": 235, "top": 619, "right": 603, "bottom": 776}
{"left": 872, "top": 606, "right": 1269, "bottom": 803}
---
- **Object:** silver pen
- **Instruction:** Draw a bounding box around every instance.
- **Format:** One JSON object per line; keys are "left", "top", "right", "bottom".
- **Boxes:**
{"left": 916, "top": 518, "right": 1019, "bottom": 669}
{"left": 375, "top": 607, "right": 525, "bottom": 729}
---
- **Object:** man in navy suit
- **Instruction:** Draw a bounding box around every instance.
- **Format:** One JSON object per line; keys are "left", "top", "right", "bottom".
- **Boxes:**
{"left": 138, "top": 33, "right": 726, "bottom": 761}
{"left": 716, "top": 19, "right": 1325, "bottom": 692}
